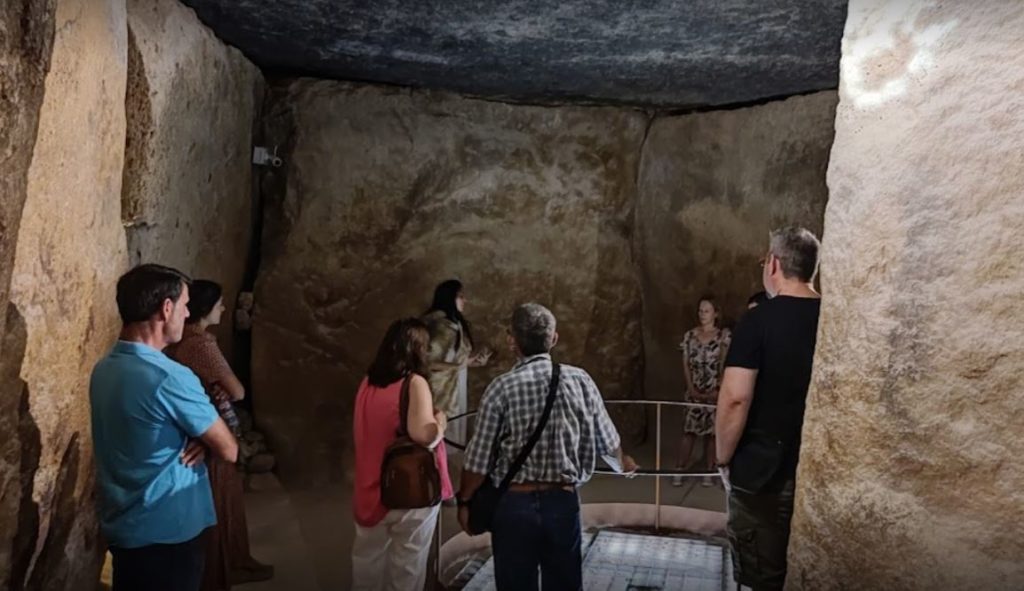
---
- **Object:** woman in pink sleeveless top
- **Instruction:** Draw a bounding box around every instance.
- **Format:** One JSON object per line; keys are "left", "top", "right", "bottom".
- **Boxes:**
{"left": 351, "top": 318, "right": 453, "bottom": 591}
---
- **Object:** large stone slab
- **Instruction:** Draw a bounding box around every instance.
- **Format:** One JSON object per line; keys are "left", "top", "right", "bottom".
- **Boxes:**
{"left": 0, "top": 3, "right": 56, "bottom": 354}
{"left": 0, "top": 2, "right": 57, "bottom": 587}
{"left": 253, "top": 81, "right": 647, "bottom": 484}
{"left": 123, "top": 0, "right": 264, "bottom": 360}
{"left": 788, "top": 2, "right": 1024, "bottom": 589}
{"left": 4, "top": 0, "right": 129, "bottom": 587}
{"left": 181, "top": 0, "right": 846, "bottom": 108}
{"left": 636, "top": 92, "right": 836, "bottom": 403}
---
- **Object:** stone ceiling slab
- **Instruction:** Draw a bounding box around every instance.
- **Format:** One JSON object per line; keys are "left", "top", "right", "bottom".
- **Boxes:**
{"left": 180, "top": 0, "right": 846, "bottom": 107}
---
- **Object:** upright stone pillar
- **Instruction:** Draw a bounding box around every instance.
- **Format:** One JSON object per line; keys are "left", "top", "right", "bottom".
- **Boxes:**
{"left": 4, "top": 0, "right": 129, "bottom": 587}
{"left": 0, "top": 2, "right": 56, "bottom": 587}
{"left": 789, "top": 1, "right": 1024, "bottom": 589}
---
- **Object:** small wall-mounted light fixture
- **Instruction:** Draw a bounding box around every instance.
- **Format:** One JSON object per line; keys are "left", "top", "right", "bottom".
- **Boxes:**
{"left": 252, "top": 146, "right": 283, "bottom": 168}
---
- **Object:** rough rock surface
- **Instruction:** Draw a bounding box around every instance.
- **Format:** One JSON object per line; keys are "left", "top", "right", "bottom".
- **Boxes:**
{"left": 0, "top": 3, "right": 55, "bottom": 353}
{"left": 123, "top": 0, "right": 264, "bottom": 359}
{"left": 3, "top": 0, "right": 130, "bottom": 588}
{"left": 788, "top": 2, "right": 1024, "bottom": 589}
{"left": 181, "top": 0, "right": 846, "bottom": 107}
{"left": 636, "top": 92, "right": 836, "bottom": 403}
{"left": 0, "top": 2, "right": 57, "bottom": 588}
{"left": 253, "top": 81, "right": 647, "bottom": 484}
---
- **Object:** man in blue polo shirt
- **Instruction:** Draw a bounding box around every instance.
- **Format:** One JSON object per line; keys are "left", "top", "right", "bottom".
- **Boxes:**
{"left": 90, "top": 264, "right": 238, "bottom": 591}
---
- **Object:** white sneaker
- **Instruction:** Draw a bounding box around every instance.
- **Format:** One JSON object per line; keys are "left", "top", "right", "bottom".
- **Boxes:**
{"left": 701, "top": 476, "right": 713, "bottom": 487}
{"left": 671, "top": 475, "right": 684, "bottom": 487}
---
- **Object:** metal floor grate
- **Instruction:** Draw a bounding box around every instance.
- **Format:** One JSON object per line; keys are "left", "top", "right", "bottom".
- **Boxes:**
{"left": 460, "top": 530, "right": 734, "bottom": 591}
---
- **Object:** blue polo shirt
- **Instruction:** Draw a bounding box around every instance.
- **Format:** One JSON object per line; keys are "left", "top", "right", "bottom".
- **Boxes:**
{"left": 89, "top": 340, "right": 219, "bottom": 548}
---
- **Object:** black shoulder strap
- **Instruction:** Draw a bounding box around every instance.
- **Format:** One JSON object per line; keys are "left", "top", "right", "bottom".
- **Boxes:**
{"left": 498, "top": 363, "right": 561, "bottom": 490}
{"left": 397, "top": 374, "right": 413, "bottom": 437}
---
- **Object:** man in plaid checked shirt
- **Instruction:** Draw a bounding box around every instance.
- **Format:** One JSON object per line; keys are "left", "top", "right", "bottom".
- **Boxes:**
{"left": 456, "top": 303, "right": 637, "bottom": 591}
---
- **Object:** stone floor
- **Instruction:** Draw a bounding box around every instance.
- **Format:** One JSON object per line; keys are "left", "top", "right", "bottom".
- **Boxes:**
{"left": 96, "top": 432, "right": 725, "bottom": 590}
{"left": 237, "top": 438, "right": 727, "bottom": 591}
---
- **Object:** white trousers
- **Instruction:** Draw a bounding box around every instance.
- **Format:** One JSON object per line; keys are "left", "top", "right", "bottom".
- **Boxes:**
{"left": 445, "top": 358, "right": 469, "bottom": 449}
{"left": 351, "top": 505, "right": 440, "bottom": 591}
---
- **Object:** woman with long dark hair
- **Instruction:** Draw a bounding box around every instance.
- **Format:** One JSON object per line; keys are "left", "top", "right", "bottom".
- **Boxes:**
{"left": 351, "top": 318, "right": 453, "bottom": 591}
{"left": 165, "top": 280, "right": 273, "bottom": 590}
{"left": 421, "top": 279, "right": 492, "bottom": 447}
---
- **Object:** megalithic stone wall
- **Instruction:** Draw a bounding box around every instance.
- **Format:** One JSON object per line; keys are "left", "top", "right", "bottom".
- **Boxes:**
{"left": 3, "top": 0, "right": 130, "bottom": 588}
{"left": 636, "top": 92, "right": 837, "bottom": 404}
{"left": 0, "top": 0, "right": 263, "bottom": 587}
{"left": 788, "top": 1, "right": 1024, "bottom": 589}
{"left": 252, "top": 81, "right": 650, "bottom": 485}
{"left": 251, "top": 81, "right": 838, "bottom": 486}
{"left": 122, "top": 0, "right": 264, "bottom": 364}
{"left": 0, "top": 5, "right": 58, "bottom": 589}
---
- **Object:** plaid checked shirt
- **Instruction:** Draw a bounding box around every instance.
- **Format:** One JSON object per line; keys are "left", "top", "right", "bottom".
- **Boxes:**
{"left": 464, "top": 353, "right": 622, "bottom": 486}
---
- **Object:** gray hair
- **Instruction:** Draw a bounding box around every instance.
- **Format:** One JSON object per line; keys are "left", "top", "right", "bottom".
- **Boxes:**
{"left": 511, "top": 303, "right": 557, "bottom": 356}
{"left": 769, "top": 226, "right": 821, "bottom": 282}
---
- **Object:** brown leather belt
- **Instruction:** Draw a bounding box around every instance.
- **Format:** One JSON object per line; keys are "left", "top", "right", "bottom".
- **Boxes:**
{"left": 507, "top": 481, "right": 575, "bottom": 493}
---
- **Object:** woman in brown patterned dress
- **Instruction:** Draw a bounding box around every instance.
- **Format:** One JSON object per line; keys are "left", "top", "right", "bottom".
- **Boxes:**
{"left": 674, "top": 296, "right": 731, "bottom": 487}
{"left": 167, "top": 280, "right": 273, "bottom": 590}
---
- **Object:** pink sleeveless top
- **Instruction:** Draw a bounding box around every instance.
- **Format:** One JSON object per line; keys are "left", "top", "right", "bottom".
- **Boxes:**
{"left": 353, "top": 376, "right": 454, "bottom": 527}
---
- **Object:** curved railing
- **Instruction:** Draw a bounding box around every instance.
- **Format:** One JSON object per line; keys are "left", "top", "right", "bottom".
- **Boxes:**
{"left": 443, "top": 399, "right": 724, "bottom": 530}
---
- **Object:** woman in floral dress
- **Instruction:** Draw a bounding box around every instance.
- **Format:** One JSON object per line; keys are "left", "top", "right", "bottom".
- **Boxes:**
{"left": 675, "top": 297, "right": 731, "bottom": 487}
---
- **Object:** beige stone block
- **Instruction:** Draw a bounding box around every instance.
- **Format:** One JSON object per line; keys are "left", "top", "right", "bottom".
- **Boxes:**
{"left": 6, "top": 0, "right": 129, "bottom": 586}
{"left": 123, "top": 0, "right": 264, "bottom": 360}
{"left": 788, "top": 1, "right": 1024, "bottom": 588}
{"left": 636, "top": 91, "right": 836, "bottom": 402}
{"left": 0, "top": 2, "right": 58, "bottom": 586}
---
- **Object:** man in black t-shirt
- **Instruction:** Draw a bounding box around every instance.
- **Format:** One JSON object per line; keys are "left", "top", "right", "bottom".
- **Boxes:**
{"left": 715, "top": 227, "right": 822, "bottom": 591}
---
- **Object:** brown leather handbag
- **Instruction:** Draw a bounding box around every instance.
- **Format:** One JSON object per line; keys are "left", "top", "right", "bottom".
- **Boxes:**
{"left": 380, "top": 375, "right": 442, "bottom": 509}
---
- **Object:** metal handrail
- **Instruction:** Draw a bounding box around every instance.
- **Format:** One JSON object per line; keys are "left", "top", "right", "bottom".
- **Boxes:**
{"left": 443, "top": 398, "right": 724, "bottom": 532}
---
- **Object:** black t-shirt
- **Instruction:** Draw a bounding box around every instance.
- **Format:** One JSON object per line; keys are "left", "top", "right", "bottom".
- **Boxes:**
{"left": 725, "top": 295, "right": 821, "bottom": 481}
